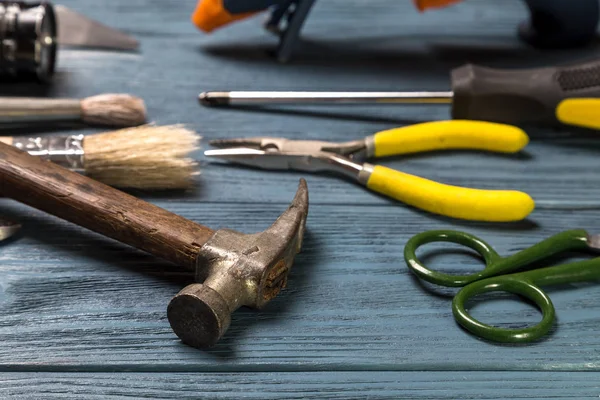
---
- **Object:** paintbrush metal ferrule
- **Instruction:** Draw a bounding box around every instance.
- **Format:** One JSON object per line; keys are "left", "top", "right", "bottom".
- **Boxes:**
{"left": 13, "top": 135, "right": 84, "bottom": 171}
{"left": 0, "top": 97, "right": 81, "bottom": 123}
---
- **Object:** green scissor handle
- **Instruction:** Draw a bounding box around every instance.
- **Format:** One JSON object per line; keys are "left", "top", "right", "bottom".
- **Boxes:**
{"left": 404, "top": 229, "right": 600, "bottom": 343}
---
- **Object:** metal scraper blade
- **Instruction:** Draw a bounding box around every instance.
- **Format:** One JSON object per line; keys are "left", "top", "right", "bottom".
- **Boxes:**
{"left": 55, "top": 5, "right": 139, "bottom": 51}
{"left": 0, "top": 216, "right": 20, "bottom": 242}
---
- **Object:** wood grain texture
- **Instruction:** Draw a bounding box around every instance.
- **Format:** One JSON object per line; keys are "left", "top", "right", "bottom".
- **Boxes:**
{"left": 0, "top": 372, "right": 599, "bottom": 399}
{"left": 1, "top": 202, "right": 600, "bottom": 371}
{"left": 1, "top": 0, "right": 600, "bottom": 397}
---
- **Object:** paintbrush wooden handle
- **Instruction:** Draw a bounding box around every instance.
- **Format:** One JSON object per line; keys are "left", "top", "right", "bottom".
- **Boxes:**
{"left": 0, "top": 98, "right": 81, "bottom": 123}
{"left": 0, "top": 141, "right": 213, "bottom": 268}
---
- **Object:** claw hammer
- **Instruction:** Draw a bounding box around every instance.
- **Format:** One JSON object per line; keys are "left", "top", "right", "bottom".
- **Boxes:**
{"left": 0, "top": 141, "right": 309, "bottom": 348}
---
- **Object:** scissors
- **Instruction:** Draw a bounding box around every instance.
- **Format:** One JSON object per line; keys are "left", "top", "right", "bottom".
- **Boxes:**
{"left": 205, "top": 120, "right": 534, "bottom": 222}
{"left": 404, "top": 229, "right": 600, "bottom": 343}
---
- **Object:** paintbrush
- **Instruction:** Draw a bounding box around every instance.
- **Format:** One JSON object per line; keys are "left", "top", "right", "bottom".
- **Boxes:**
{"left": 0, "top": 94, "right": 147, "bottom": 127}
{"left": 0, "top": 125, "right": 200, "bottom": 190}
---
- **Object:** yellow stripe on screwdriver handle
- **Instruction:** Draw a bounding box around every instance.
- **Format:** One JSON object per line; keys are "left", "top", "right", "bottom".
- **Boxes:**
{"left": 556, "top": 98, "right": 600, "bottom": 130}
{"left": 371, "top": 120, "right": 529, "bottom": 157}
{"left": 364, "top": 165, "right": 535, "bottom": 222}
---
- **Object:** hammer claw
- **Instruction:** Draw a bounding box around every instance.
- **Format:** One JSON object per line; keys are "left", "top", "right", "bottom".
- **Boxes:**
{"left": 270, "top": 177, "right": 309, "bottom": 254}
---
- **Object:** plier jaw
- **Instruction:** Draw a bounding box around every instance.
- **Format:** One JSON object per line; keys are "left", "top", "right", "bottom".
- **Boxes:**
{"left": 209, "top": 137, "right": 367, "bottom": 158}
{"left": 205, "top": 137, "right": 369, "bottom": 178}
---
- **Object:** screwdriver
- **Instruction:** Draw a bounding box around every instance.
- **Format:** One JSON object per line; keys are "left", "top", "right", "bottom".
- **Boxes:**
{"left": 199, "top": 58, "right": 600, "bottom": 129}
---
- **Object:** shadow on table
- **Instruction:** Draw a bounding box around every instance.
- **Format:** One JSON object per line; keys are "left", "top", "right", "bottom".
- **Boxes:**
{"left": 0, "top": 71, "right": 71, "bottom": 97}
{"left": 204, "top": 104, "right": 425, "bottom": 126}
{"left": 200, "top": 34, "right": 600, "bottom": 74}
{"left": 524, "top": 126, "right": 600, "bottom": 148}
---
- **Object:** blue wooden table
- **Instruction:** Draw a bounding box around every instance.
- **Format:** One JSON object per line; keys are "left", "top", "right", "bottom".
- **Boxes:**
{"left": 1, "top": 0, "right": 600, "bottom": 397}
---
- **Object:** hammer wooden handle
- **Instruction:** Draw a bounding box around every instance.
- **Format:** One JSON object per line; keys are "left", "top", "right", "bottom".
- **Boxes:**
{"left": 0, "top": 141, "right": 213, "bottom": 268}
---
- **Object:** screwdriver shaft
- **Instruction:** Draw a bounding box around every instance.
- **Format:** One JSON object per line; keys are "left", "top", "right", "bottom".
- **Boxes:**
{"left": 199, "top": 59, "right": 600, "bottom": 128}
{"left": 199, "top": 91, "right": 454, "bottom": 106}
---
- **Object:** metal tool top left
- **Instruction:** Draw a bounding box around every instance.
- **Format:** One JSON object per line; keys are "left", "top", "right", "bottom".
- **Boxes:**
{"left": 0, "top": 2, "right": 57, "bottom": 81}
{"left": 0, "top": 1, "right": 139, "bottom": 82}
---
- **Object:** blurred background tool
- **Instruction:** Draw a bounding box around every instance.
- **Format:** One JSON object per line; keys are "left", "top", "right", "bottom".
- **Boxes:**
{"left": 404, "top": 229, "right": 600, "bottom": 343}
{"left": 0, "top": 125, "right": 200, "bottom": 190}
{"left": 0, "top": 1, "right": 138, "bottom": 82}
{"left": 200, "top": 58, "right": 600, "bottom": 129}
{"left": 205, "top": 120, "right": 534, "bottom": 222}
{"left": 191, "top": 0, "right": 598, "bottom": 62}
{"left": 0, "top": 216, "right": 20, "bottom": 241}
{"left": 54, "top": 5, "right": 139, "bottom": 51}
{"left": 0, "top": 94, "right": 146, "bottom": 127}
{"left": 0, "top": 1, "right": 57, "bottom": 81}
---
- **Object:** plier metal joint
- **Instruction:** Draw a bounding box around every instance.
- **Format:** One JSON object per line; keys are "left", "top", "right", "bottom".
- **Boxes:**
{"left": 207, "top": 136, "right": 374, "bottom": 181}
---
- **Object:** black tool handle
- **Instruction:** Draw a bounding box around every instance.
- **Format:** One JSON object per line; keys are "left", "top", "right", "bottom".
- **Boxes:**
{"left": 519, "top": 0, "right": 599, "bottom": 48}
{"left": 451, "top": 59, "right": 600, "bottom": 128}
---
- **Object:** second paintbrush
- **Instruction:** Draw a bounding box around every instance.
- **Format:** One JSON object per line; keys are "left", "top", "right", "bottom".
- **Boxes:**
{"left": 1, "top": 125, "right": 200, "bottom": 190}
{"left": 0, "top": 94, "right": 147, "bottom": 127}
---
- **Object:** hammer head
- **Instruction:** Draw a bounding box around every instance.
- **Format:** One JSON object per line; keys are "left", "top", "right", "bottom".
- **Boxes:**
{"left": 167, "top": 179, "right": 309, "bottom": 348}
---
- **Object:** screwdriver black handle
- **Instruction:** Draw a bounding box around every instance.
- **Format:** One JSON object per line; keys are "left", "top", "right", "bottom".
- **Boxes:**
{"left": 451, "top": 59, "right": 600, "bottom": 129}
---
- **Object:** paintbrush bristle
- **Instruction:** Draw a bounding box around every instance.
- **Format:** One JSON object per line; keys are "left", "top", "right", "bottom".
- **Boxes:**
{"left": 80, "top": 94, "right": 147, "bottom": 127}
{"left": 84, "top": 125, "right": 200, "bottom": 190}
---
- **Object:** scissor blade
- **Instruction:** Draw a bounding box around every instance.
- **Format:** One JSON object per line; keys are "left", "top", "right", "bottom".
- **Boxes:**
{"left": 205, "top": 148, "right": 296, "bottom": 170}
{"left": 0, "top": 216, "right": 21, "bottom": 241}
{"left": 55, "top": 5, "right": 139, "bottom": 51}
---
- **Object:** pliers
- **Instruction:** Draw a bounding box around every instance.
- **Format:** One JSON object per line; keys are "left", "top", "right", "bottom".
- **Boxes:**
{"left": 205, "top": 120, "right": 534, "bottom": 222}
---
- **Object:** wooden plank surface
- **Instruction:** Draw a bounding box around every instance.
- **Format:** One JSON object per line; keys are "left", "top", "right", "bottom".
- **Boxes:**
{"left": 1, "top": 0, "right": 600, "bottom": 397}
{"left": 2, "top": 203, "right": 600, "bottom": 371}
{"left": 0, "top": 372, "right": 599, "bottom": 399}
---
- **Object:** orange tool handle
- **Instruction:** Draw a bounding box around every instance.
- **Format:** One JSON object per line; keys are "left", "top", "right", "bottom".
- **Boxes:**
{"left": 414, "top": 0, "right": 464, "bottom": 11}
{"left": 192, "top": 0, "right": 258, "bottom": 33}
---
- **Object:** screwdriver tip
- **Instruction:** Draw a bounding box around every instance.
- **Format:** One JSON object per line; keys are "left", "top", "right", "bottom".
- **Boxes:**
{"left": 198, "top": 92, "right": 230, "bottom": 107}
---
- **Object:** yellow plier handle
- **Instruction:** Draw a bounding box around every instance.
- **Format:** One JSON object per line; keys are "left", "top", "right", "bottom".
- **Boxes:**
{"left": 370, "top": 120, "right": 529, "bottom": 157}
{"left": 362, "top": 121, "right": 534, "bottom": 222}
